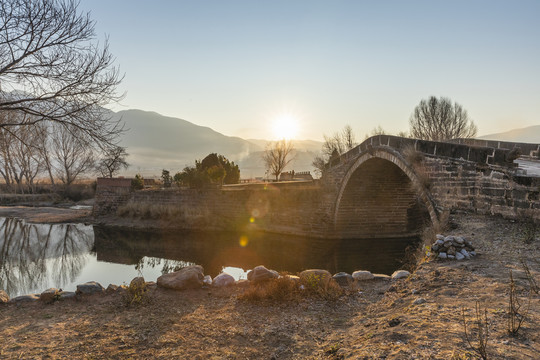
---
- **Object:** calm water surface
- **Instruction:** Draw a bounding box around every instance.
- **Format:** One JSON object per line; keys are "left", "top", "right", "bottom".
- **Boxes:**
{"left": 0, "top": 217, "right": 418, "bottom": 297}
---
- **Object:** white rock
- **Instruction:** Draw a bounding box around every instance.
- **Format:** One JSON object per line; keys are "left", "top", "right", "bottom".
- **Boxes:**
{"left": 438, "top": 252, "right": 448, "bottom": 259}
{"left": 352, "top": 270, "right": 375, "bottom": 281}
{"left": 391, "top": 270, "right": 410, "bottom": 280}
{"left": 436, "top": 234, "right": 445, "bottom": 240}
{"left": 456, "top": 252, "right": 465, "bottom": 260}
{"left": 203, "top": 275, "right": 212, "bottom": 285}
{"left": 470, "top": 251, "right": 477, "bottom": 257}
{"left": 460, "top": 249, "right": 470, "bottom": 259}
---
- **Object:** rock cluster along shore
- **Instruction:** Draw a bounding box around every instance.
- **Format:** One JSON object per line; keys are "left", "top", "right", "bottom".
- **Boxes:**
{"left": 430, "top": 234, "right": 476, "bottom": 260}
{"left": 0, "top": 265, "right": 412, "bottom": 305}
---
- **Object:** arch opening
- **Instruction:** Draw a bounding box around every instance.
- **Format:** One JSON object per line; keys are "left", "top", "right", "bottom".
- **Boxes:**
{"left": 334, "top": 156, "right": 433, "bottom": 239}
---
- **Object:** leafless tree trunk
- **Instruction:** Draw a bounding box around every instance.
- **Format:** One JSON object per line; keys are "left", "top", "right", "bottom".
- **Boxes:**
{"left": 51, "top": 124, "right": 95, "bottom": 186}
{"left": 0, "top": 0, "right": 124, "bottom": 148}
{"left": 263, "top": 139, "right": 295, "bottom": 181}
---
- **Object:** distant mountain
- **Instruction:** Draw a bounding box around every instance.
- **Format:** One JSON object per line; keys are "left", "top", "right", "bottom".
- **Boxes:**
{"left": 115, "top": 109, "right": 262, "bottom": 175}
{"left": 114, "top": 109, "right": 321, "bottom": 178}
{"left": 479, "top": 125, "right": 540, "bottom": 143}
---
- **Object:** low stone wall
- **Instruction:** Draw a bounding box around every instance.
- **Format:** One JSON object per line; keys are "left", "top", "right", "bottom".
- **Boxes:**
{"left": 92, "top": 178, "right": 133, "bottom": 216}
{"left": 95, "top": 181, "right": 325, "bottom": 236}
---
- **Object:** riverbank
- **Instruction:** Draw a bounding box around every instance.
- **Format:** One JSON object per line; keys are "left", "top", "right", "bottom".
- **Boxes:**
{"left": 1, "top": 211, "right": 539, "bottom": 359}
{"left": 0, "top": 205, "right": 92, "bottom": 224}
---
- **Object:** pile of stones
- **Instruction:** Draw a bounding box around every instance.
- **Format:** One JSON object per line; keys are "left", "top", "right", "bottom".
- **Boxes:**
{"left": 431, "top": 234, "right": 476, "bottom": 260}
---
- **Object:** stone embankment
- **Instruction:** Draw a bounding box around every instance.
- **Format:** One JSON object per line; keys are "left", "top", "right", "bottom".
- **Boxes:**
{"left": 0, "top": 265, "right": 412, "bottom": 305}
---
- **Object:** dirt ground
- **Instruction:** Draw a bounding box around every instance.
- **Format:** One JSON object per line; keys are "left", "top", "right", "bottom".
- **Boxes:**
{"left": 1, "top": 212, "right": 540, "bottom": 359}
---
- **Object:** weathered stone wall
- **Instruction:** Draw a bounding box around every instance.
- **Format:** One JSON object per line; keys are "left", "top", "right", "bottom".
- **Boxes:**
{"left": 335, "top": 157, "right": 429, "bottom": 238}
{"left": 96, "top": 182, "right": 326, "bottom": 236}
{"left": 92, "top": 178, "right": 133, "bottom": 216}
{"left": 423, "top": 157, "right": 540, "bottom": 221}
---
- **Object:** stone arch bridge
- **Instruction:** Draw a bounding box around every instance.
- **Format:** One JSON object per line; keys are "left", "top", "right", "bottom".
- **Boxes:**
{"left": 316, "top": 135, "right": 540, "bottom": 239}
{"left": 94, "top": 136, "right": 540, "bottom": 239}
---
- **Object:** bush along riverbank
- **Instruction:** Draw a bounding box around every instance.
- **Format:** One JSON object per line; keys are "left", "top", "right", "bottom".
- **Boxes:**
{"left": 1, "top": 213, "right": 540, "bottom": 359}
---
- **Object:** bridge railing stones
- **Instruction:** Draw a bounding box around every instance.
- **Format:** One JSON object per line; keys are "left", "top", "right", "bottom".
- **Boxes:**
{"left": 451, "top": 138, "right": 540, "bottom": 158}
{"left": 328, "top": 135, "right": 515, "bottom": 169}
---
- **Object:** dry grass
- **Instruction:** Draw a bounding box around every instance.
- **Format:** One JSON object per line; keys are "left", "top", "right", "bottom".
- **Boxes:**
{"left": 238, "top": 274, "right": 343, "bottom": 303}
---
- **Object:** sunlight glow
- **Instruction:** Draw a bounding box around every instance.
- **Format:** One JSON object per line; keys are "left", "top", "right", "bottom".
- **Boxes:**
{"left": 271, "top": 113, "right": 299, "bottom": 140}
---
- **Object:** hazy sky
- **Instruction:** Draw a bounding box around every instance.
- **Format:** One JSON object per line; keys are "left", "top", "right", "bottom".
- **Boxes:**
{"left": 79, "top": 0, "right": 540, "bottom": 141}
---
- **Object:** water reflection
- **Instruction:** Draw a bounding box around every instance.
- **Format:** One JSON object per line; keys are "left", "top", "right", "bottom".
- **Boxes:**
{"left": 94, "top": 227, "right": 418, "bottom": 280}
{"left": 0, "top": 218, "right": 418, "bottom": 298}
{"left": 0, "top": 218, "right": 93, "bottom": 297}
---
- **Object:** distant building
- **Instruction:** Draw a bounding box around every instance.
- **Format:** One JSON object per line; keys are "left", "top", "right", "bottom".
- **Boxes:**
{"left": 279, "top": 170, "right": 313, "bottom": 182}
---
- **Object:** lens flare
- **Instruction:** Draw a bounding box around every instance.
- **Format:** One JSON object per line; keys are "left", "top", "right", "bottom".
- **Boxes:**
{"left": 239, "top": 235, "right": 249, "bottom": 247}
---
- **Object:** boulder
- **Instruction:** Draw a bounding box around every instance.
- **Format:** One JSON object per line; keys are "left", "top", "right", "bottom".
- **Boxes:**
{"left": 436, "top": 234, "right": 445, "bottom": 241}
{"left": 106, "top": 284, "right": 119, "bottom": 293}
{"left": 203, "top": 275, "right": 212, "bottom": 286}
{"left": 299, "top": 269, "right": 332, "bottom": 289}
{"left": 76, "top": 281, "right": 105, "bottom": 295}
{"left": 212, "top": 273, "right": 235, "bottom": 287}
{"left": 58, "top": 291, "right": 76, "bottom": 300}
{"left": 333, "top": 272, "right": 354, "bottom": 287}
{"left": 0, "top": 290, "right": 8, "bottom": 304}
{"left": 40, "top": 288, "right": 59, "bottom": 304}
{"left": 9, "top": 294, "right": 39, "bottom": 303}
{"left": 455, "top": 252, "right": 465, "bottom": 261}
{"left": 247, "top": 265, "right": 279, "bottom": 283}
{"left": 391, "top": 270, "right": 410, "bottom": 280}
{"left": 352, "top": 270, "right": 375, "bottom": 281}
{"left": 157, "top": 265, "right": 204, "bottom": 290}
{"left": 455, "top": 236, "right": 465, "bottom": 244}
{"left": 438, "top": 252, "right": 448, "bottom": 259}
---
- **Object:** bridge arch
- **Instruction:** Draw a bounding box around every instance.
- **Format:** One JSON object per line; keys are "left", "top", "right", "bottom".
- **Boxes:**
{"left": 333, "top": 147, "right": 438, "bottom": 239}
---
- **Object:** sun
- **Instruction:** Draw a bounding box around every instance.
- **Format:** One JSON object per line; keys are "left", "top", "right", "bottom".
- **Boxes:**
{"left": 271, "top": 113, "right": 299, "bottom": 140}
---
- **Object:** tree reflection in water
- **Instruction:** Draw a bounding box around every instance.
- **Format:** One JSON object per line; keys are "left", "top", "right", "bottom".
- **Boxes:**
{"left": 0, "top": 218, "right": 93, "bottom": 297}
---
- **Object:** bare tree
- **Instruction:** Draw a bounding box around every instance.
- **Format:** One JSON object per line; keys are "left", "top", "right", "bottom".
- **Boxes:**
{"left": 263, "top": 139, "right": 295, "bottom": 181}
{"left": 0, "top": 0, "right": 123, "bottom": 147}
{"left": 313, "top": 125, "right": 357, "bottom": 176}
{"left": 96, "top": 146, "right": 129, "bottom": 178}
{"left": 409, "top": 96, "right": 477, "bottom": 141}
{"left": 51, "top": 124, "right": 95, "bottom": 186}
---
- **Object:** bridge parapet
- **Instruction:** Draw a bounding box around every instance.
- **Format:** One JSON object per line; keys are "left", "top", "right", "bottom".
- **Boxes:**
{"left": 329, "top": 135, "right": 514, "bottom": 169}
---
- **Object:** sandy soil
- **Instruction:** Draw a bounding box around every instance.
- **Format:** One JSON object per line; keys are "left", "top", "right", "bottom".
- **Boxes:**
{"left": 1, "top": 212, "right": 539, "bottom": 359}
